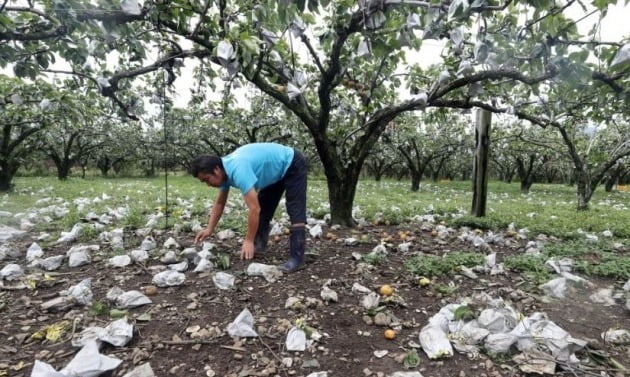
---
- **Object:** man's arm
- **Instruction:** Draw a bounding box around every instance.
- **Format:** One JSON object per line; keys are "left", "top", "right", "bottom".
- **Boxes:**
{"left": 241, "top": 188, "right": 260, "bottom": 259}
{"left": 195, "top": 189, "right": 229, "bottom": 244}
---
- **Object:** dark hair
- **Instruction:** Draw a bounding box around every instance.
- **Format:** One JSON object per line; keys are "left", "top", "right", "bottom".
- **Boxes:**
{"left": 190, "top": 155, "right": 224, "bottom": 177}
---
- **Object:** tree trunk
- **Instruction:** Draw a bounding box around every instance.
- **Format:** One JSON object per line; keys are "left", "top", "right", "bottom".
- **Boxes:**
{"left": 604, "top": 166, "right": 621, "bottom": 192}
{"left": 327, "top": 173, "right": 359, "bottom": 226}
{"left": 410, "top": 171, "right": 421, "bottom": 192}
{"left": 0, "top": 169, "right": 13, "bottom": 192}
{"left": 0, "top": 160, "right": 17, "bottom": 192}
{"left": 98, "top": 157, "right": 111, "bottom": 176}
{"left": 576, "top": 169, "right": 592, "bottom": 210}
{"left": 56, "top": 159, "right": 73, "bottom": 180}
{"left": 520, "top": 180, "right": 533, "bottom": 194}
{"left": 516, "top": 155, "right": 535, "bottom": 194}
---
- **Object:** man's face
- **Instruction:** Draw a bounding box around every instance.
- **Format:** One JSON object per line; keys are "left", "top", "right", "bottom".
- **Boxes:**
{"left": 197, "top": 167, "right": 224, "bottom": 187}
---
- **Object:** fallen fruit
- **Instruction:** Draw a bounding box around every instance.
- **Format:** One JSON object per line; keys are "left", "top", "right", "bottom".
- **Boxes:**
{"left": 384, "top": 329, "right": 396, "bottom": 340}
{"left": 144, "top": 285, "right": 158, "bottom": 296}
{"left": 379, "top": 284, "right": 394, "bottom": 296}
{"left": 418, "top": 277, "right": 431, "bottom": 286}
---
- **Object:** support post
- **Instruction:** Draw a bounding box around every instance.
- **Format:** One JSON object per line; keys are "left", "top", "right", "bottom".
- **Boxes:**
{"left": 471, "top": 109, "right": 492, "bottom": 217}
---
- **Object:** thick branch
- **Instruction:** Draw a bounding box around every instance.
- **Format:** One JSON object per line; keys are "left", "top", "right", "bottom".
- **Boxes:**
{"left": 592, "top": 71, "right": 625, "bottom": 94}
{"left": 318, "top": 12, "right": 364, "bottom": 131}
{"left": 431, "top": 69, "right": 556, "bottom": 100}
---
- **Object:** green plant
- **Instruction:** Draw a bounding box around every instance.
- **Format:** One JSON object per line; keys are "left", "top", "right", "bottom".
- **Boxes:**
{"left": 217, "top": 253, "right": 231, "bottom": 270}
{"left": 110, "top": 309, "right": 128, "bottom": 319}
{"left": 404, "top": 252, "right": 485, "bottom": 277}
{"left": 89, "top": 301, "right": 108, "bottom": 316}
{"left": 453, "top": 305, "right": 476, "bottom": 321}
{"left": 78, "top": 224, "right": 100, "bottom": 242}
{"left": 433, "top": 283, "right": 456, "bottom": 296}
{"left": 123, "top": 207, "right": 145, "bottom": 229}
{"left": 503, "top": 254, "right": 550, "bottom": 286}
{"left": 363, "top": 252, "right": 387, "bottom": 265}
{"left": 403, "top": 349, "right": 421, "bottom": 369}
{"left": 451, "top": 215, "right": 509, "bottom": 231}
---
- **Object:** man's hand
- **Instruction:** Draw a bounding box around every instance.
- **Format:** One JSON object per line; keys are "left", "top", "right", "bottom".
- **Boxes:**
{"left": 195, "top": 228, "right": 212, "bottom": 244}
{"left": 241, "top": 240, "right": 254, "bottom": 260}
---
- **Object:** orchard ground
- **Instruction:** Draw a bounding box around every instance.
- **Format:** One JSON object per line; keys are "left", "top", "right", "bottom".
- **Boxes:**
{"left": 1, "top": 176, "right": 629, "bottom": 377}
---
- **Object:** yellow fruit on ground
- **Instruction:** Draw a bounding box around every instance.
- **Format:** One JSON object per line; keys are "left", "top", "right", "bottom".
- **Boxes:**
{"left": 384, "top": 329, "right": 396, "bottom": 340}
{"left": 431, "top": 229, "right": 438, "bottom": 237}
{"left": 379, "top": 284, "right": 394, "bottom": 296}
{"left": 418, "top": 277, "right": 431, "bottom": 286}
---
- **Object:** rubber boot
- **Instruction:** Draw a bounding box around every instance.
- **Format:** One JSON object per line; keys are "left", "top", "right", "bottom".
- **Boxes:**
{"left": 254, "top": 222, "right": 270, "bottom": 253}
{"left": 280, "top": 226, "right": 305, "bottom": 273}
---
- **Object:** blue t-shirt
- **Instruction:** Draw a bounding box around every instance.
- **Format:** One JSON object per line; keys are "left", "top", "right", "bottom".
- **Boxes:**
{"left": 220, "top": 143, "right": 295, "bottom": 194}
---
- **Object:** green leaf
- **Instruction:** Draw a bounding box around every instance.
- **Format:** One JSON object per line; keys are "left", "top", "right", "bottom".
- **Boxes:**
{"left": 89, "top": 301, "right": 107, "bottom": 316}
{"left": 592, "top": 0, "right": 611, "bottom": 10}
{"left": 403, "top": 349, "right": 421, "bottom": 369}
{"left": 453, "top": 305, "right": 475, "bottom": 321}
{"left": 218, "top": 253, "right": 230, "bottom": 269}
{"left": 110, "top": 309, "right": 128, "bottom": 319}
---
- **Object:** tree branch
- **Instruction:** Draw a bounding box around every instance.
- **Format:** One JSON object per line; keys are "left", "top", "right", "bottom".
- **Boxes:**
{"left": 299, "top": 34, "right": 325, "bottom": 75}
{"left": 191, "top": 0, "right": 212, "bottom": 39}
{"left": 318, "top": 12, "right": 363, "bottom": 131}
{"left": 592, "top": 71, "right": 626, "bottom": 94}
{"left": 431, "top": 68, "right": 556, "bottom": 100}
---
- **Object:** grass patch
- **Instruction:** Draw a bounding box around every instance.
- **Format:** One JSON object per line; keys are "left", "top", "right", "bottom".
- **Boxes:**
{"left": 503, "top": 254, "right": 551, "bottom": 286}
{"left": 363, "top": 252, "right": 387, "bottom": 265}
{"left": 504, "top": 240, "right": 630, "bottom": 281}
{"left": 451, "top": 215, "right": 510, "bottom": 231}
{"left": 4, "top": 176, "right": 630, "bottom": 240}
{"left": 404, "top": 252, "right": 485, "bottom": 277}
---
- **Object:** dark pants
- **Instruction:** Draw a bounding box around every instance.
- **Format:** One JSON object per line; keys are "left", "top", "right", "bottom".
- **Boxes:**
{"left": 258, "top": 149, "right": 307, "bottom": 230}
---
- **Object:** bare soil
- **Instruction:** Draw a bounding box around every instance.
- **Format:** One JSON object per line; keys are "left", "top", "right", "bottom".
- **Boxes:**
{"left": 1, "top": 224, "right": 628, "bottom": 377}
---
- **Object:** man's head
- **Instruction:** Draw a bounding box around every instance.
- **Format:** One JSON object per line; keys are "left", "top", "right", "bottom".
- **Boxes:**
{"left": 191, "top": 155, "right": 225, "bottom": 187}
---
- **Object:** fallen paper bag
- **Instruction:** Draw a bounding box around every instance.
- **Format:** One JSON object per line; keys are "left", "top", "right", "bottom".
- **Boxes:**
{"left": 512, "top": 349, "right": 556, "bottom": 375}
{"left": 212, "top": 272, "right": 235, "bottom": 290}
{"left": 419, "top": 325, "right": 453, "bottom": 359}
{"left": 246, "top": 263, "right": 282, "bottom": 282}
{"left": 152, "top": 270, "right": 185, "bottom": 287}
{"left": 60, "top": 278, "right": 93, "bottom": 305}
{"left": 286, "top": 326, "right": 307, "bottom": 351}
{"left": 31, "top": 340, "right": 121, "bottom": 377}
{"left": 226, "top": 308, "right": 258, "bottom": 337}
{"left": 122, "top": 363, "right": 156, "bottom": 377}
{"left": 115, "top": 291, "right": 152, "bottom": 309}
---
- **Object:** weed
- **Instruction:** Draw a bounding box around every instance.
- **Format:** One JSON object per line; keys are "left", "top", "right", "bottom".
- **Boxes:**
{"left": 576, "top": 253, "right": 630, "bottom": 279}
{"left": 217, "top": 253, "right": 231, "bottom": 270}
{"left": 404, "top": 252, "right": 485, "bottom": 277}
{"left": 451, "top": 215, "right": 509, "bottom": 231}
{"left": 363, "top": 252, "right": 387, "bottom": 265}
{"left": 403, "top": 349, "right": 421, "bottom": 369}
{"left": 503, "top": 254, "right": 550, "bottom": 286}
{"left": 123, "top": 207, "right": 145, "bottom": 229}
{"left": 78, "top": 224, "right": 100, "bottom": 242}
{"left": 453, "top": 305, "right": 476, "bottom": 321}
{"left": 89, "top": 301, "right": 108, "bottom": 316}
{"left": 433, "top": 282, "right": 457, "bottom": 296}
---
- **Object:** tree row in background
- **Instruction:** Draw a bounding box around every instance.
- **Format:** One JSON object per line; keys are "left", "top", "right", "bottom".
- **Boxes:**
{"left": 1, "top": 0, "right": 629, "bottom": 222}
